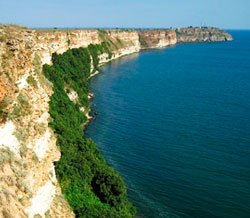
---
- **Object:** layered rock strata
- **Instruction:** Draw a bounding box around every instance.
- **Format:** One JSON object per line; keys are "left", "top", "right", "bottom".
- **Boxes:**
{"left": 0, "top": 25, "right": 232, "bottom": 218}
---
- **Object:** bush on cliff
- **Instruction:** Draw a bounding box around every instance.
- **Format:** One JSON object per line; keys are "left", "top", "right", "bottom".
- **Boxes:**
{"left": 43, "top": 44, "right": 136, "bottom": 218}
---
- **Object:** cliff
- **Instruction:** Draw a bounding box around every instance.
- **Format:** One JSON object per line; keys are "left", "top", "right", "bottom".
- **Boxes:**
{"left": 0, "top": 25, "right": 232, "bottom": 218}
{"left": 176, "top": 27, "right": 233, "bottom": 42}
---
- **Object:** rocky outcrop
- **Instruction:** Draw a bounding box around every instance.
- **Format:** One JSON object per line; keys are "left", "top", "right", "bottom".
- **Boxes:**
{"left": 0, "top": 25, "right": 232, "bottom": 218}
{"left": 138, "top": 30, "right": 177, "bottom": 48}
{"left": 176, "top": 27, "right": 233, "bottom": 42}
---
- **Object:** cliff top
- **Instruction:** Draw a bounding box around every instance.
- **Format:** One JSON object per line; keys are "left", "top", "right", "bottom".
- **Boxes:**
{"left": 0, "top": 23, "right": 228, "bottom": 32}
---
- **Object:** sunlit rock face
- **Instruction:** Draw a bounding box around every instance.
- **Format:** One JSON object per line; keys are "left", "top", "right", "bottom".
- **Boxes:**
{"left": 138, "top": 30, "right": 177, "bottom": 48}
{"left": 176, "top": 27, "right": 233, "bottom": 42}
{"left": 0, "top": 24, "right": 232, "bottom": 218}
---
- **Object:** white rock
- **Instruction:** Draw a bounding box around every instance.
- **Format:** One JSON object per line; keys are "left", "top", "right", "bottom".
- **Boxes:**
{"left": 33, "top": 129, "right": 51, "bottom": 161}
{"left": 0, "top": 121, "right": 20, "bottom": 154}
{"left": 16, "top": 72, "right": 29, "bottom": 90}
{"left": 25, "top": 180, "right": 56, "bottom": 218}
{"left": 67, "top": 90, "right": 78, "bottom": 103}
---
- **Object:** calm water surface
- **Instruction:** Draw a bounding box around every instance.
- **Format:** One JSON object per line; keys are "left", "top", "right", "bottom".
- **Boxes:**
{"left": 85, "top": 31, "right": 250, "bottom": 218}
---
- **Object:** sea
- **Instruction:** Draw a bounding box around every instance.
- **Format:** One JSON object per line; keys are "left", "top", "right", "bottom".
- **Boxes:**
{"left": 85, "top": 31, "right": 250, "bottom": 218}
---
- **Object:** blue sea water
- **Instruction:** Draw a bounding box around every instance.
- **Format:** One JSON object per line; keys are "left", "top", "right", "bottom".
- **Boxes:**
{"left": 85, "top": 31, "right": 250, "bottom": 218}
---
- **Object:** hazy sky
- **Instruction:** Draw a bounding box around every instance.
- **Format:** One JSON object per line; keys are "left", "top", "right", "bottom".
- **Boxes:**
{"left": 0, "top": 0, "right": 249, "bottom": 29}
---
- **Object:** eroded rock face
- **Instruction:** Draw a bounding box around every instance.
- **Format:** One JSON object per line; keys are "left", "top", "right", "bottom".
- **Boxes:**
{"left": 0, "top": 25, "right": 232, "bottom": 218}
{"left": 0, "top": 25, "right": 144, "bottom": 218}
{"left": 176, "top": 27, "right": 233, "bottom": 42}
{"left": 138, "top": 30, "right": 177, "bottom": 48}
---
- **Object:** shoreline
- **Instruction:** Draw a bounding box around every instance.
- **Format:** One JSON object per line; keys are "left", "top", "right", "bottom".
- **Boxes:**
{"left": 0, "top": 25, "right": 233, "bottom": 218}
{"left": 84, "top": 35, "right": 233, "bottom": 127}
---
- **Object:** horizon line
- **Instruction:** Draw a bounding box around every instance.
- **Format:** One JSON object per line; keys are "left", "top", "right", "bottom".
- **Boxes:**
{"left": 1, "top": 23, "right": 250, "bottom": 31}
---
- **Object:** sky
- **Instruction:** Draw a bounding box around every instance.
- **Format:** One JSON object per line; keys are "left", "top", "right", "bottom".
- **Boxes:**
{"left": 0, "top": 0, "right": 249, "bottom": 29}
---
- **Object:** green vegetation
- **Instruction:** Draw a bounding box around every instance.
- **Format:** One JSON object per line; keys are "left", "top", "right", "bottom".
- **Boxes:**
{"left": 138, "top": 34, "right": 148, "bottom": 48}
{"left": 0, "top": 96, "right": 10, "bottom": 122}
{"left": 88, "top": 43, "right": 112, "bottom": 71}
{"left": 33, "top": 53, "right": 51, "bottom": 89}
{"left": 27, "top": 75, "right": 38, "bottom": 88}
{"left": 0, "top": 147, "right": 15, "bottom": 165}
{"left": 43, "top": 44, "right": 136, "bottom": 218}
{"left": 8, "top": 93, "right": 30, "bottom": 120}
{"left": 98, "top": 30, "right": 120, "bottom": 53}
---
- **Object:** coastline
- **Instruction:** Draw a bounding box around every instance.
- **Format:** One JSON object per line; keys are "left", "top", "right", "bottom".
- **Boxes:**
{"left": 83, "top": 31, "right": 250, "bottom": 218}
{"left": 84, "top": 33, "right": 233, "bottom": 125}
{"left": 0, "top": 25, "right": 233, "bottom": 218}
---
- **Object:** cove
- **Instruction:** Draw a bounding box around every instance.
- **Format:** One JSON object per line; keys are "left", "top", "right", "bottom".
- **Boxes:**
{"left": 85, "top": 31, "right": 250, "bottom": 218}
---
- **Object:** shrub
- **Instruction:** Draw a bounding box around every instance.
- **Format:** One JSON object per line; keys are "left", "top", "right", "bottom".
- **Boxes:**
{"left": 0, "top": 96, "right": 10, "bottom": 122}
{"left": 9, "top": 93, "right": 30, "bottom": 120}
{"left": 0, "top": 147, "right": 15, "bottom": 165}
{"left": 43, "top": 44, "right": 135, "bottom": 218}
{"left": 27, "top": 75, "right": 38, "bottom": 88}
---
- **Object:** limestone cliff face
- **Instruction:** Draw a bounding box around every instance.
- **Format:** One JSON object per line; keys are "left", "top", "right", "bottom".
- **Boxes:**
{"left": 35, "top": 30, "right": 101, "bottom": 65}
{"left": 98, "top": 30, "right": 141, "bottom": 64}
{"left": 0, "top": 26, "right": 144, "bottom": 218}
{"left": 138, "top": 30, "right": 177, "bottom": 48}
{"left": 176, "top": 27, "right": 233, "bottom": 42}
{"left": 0, "top": 26, "right": 75, "bottom": 218}
{"left": 0, "top": 25, "right": 232, "bottom": 218}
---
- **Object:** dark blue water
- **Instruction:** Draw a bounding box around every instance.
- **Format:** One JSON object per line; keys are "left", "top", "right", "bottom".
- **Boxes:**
{"left": 85, "top": 31, "right": 250, "bottom": 218}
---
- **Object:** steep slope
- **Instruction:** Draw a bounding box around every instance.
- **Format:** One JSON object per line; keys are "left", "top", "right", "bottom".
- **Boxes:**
{"left": 176, "top": 27, "right": 233, "bottom": 42}
{"left": 0, "top": 25, "right": 232, "bottom": 218}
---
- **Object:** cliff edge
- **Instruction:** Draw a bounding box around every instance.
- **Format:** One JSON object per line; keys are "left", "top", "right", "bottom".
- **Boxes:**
{"left": 0, "top": 25, "right": 232, "bottom": 218}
